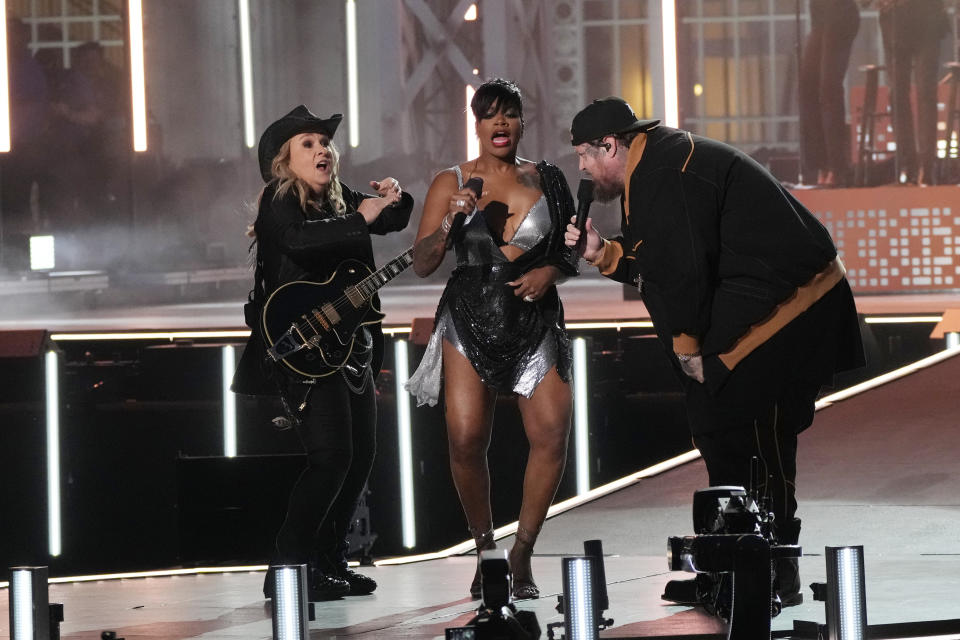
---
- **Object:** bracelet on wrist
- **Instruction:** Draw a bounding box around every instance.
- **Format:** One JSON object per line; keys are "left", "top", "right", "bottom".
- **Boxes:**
{"left": 440, "top": 214, "right": 452, "bottom": 233}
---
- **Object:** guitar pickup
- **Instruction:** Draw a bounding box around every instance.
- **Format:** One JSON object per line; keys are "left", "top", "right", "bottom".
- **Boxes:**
{"left": 266, "top": 328, "right": 307, "bottom": 362}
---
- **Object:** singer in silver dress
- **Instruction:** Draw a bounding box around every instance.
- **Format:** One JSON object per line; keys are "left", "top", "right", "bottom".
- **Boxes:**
{"left": 406, "top": 78, "right": 578, "bottom": 600}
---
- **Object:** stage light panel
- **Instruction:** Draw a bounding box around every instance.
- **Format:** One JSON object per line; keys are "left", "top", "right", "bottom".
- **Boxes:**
{"left": 661, "top": 0, "right": 678, "bottom": 127}
{"left": 9, "top": 566, "right": 49, "bottom": 640}
{"left": 128, "top": 0, "right": 148, "bottom": 151}
{"left": 222, "top": 345, "right": 237, "bottom": 457}
{"left": 394, "top": 339, "right": 416, "bottom": 548}
{"left": 563, "top": 556, "right": 597, "bottom": 640}
{"left": 238, "top": 0, "right": 255, "bottom": 148}
{"left": 346, "top": 0, "right": 359, "bottom": 148}
{"left": 826, "top": 545, "right": 868, "bottom": 640}
{"left": 573, "top": 337, "right": 590, "bottom": 495}
{"left": 0, "top": 1, "right": 10, "bottom": 152}
{"left": 467, "top": 85, "right": 478, "bottom": 159}
{"left": 45, "top": 351, "right": 61, "bottom": 556}
{"left": 29, "top": 235, "right": 55, "bottom": 271}
{"left": 272, "top": 565, "right": 309, "bottom": 640}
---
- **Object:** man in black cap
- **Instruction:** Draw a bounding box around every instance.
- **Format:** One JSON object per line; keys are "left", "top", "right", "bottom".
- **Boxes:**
{"left": 564, "top": 97, "right": 864, "bottom": 607}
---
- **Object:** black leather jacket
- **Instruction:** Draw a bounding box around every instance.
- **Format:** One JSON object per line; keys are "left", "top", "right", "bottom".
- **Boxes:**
{"left": 231, "top": 180, "right": 413, "bottom": 396}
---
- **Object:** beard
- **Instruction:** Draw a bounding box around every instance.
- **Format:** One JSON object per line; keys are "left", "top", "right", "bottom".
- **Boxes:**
{"left": 593, "top": 175, "right": 625, "bottom": 203}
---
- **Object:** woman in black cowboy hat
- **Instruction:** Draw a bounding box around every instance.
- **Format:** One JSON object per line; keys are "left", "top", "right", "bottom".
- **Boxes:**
{"left": 232, "top": 105, "right": 413, "bottom": 600}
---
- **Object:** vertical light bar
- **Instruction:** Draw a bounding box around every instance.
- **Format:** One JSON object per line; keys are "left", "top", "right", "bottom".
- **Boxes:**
{"left": 826, "top": 546, "right": 868, "bottom": 640}
{"left": 128, "top": 0, "right": 148, "bottom": 151}
{"left": 345, "top": 0, "right": 359, "bottom": 148}
{"left": 466, "top": 85, "right": 479, "bottom": 158}
{"left": 660, "top": 0, "right": 679, "bottom": 127}
{"left": 237, "top": 0, "right": 255, "bottom": 148}
{"left": 45, "top": 351, "right": 61, "bottom": 557}
{"left": 272, "top": 565, "right": 309, "bottom": 640}
{"left": 393, "top": 339, "right": 416, "bottom": 548}
{"left": 573, "top": 337, "right": 590, "bottom": 495}
{"left": 222, "top": 346, "right": 237, "bottom": 457}
{"left": 10, "top": 567, "right": 49, "bottom": 640}
{"left": 562, "top": 557, "right": 597, "bottom": 640}
{"left": 10, "top": 570, "right": 34, "bottom": 640}
{"left": 0, "top": 1, "right": 11, "bottom": 152}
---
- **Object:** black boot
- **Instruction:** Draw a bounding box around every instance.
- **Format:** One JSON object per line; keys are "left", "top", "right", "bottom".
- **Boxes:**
{"left": 316, "top": 545, "right": 377, "bottom": 596}
{"left": 775, "top": 518, "right": 803, "bottom": 606}
{"left": 262, "top": 564, "right": 349, "bottom": 601}
{"left": 306, "top": 564, "right": 351, "bottom": 601}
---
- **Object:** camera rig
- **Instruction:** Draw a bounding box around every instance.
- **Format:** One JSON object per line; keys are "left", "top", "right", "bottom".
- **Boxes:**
{"left": 666, "top": 460, "right": 801, "bottom": 637}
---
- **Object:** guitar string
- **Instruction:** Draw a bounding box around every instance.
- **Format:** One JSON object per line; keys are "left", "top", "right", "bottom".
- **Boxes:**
{"left": 290, "top": 250, "right": 414, "bottom": 339}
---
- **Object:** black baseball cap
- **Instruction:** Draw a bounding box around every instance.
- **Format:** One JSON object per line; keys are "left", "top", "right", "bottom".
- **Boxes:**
{"left": 570, "top": 97, "right": 659, "bottom": 146}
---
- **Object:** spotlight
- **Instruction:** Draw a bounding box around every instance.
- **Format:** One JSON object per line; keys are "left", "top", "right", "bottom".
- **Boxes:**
{"left": 445, "top": 550, "right": 540, "bottom": 640}
{"left": 825, "top": 546, "right": 868, "bottom": 640}
{"left": 562, "top": 556, "right": 597, "bottom": 640}
{"left": 9, "top": 566, "right": 49, "bottom": 640}
{"left": 553, "top": 540, "right": 613, "bottom": 639}
{"left": 271, "top": 564, "right": 309, "bottom": 640}
{"left": 29, "top": 235, "right": 55, "bottom": 271}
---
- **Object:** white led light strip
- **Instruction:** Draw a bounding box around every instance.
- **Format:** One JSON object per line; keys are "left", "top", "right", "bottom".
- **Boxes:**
{"left": 46, "top": 351, "right": 62, "bottom": 556}
{"left": 573, "top": 337, "right": 590, "bottom": 495}
{"left": 394, "top": 339, "right": 416, "bottom": 548}
{"left": 128, "top": 0, "right": 148, "bottom": 151}
{"left": 238, "top": 0, "right": 255, "bottom": 148}
{"left": 0, "top": 0, "right": 10, "bottom": 153}
{"left": 346, "top": 0, "right": 359, "bottom": 148}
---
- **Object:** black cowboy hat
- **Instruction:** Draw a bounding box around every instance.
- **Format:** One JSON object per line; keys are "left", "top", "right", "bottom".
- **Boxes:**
{"left": 257, "top": 105, "right": 343, "bottom": 182}
{"left": 570, "top": 97, "right": 659, "bottom": 146}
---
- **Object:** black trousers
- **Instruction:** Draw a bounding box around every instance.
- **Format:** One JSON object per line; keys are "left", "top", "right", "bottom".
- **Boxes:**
{"left": 880, "top": 0, "right": 948, "bottom": 182}
{"left": 798, "top": 0, "right": 860, "bottom": 179}
{"left": 692, "top": 381, "right": 818, "bottom": 541}
{"left": 274, "top": 371, "right": 377, "bottom": 565}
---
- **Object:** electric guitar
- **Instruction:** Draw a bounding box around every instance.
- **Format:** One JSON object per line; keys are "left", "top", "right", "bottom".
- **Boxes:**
{"left": 262, "top": 248, "right": 414, "bottom": 378}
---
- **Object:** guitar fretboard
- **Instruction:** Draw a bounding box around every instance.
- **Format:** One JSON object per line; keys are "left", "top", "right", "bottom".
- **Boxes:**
{"left": 354, "top": 248, "right": 414, "bottom": 301}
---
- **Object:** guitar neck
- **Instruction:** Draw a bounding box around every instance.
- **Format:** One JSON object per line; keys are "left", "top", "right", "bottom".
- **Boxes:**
{"left": 355, "top": 248, "right": 414, "bottom": 300}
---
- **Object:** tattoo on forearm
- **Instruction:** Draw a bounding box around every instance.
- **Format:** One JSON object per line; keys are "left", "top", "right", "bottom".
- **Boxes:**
{"left": 413, "top": 226, "right": 449, "bottom": 276}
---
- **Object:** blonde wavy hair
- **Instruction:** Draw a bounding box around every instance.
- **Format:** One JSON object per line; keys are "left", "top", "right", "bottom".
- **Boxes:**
{"left": 270, "top": 137, "right": 347, "bottom": 215}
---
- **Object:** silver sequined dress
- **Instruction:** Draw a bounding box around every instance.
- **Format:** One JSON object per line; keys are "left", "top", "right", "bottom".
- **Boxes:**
{"left": 406, "top": 165, "right": 573, "bottom": 407}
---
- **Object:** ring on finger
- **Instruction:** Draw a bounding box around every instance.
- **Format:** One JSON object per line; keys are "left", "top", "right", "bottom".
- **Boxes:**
{"left": 523, "top": 295, "right": 534, "bottom": 303}
{"left": 457, "top": 199, "right": 465, "bottom": 207}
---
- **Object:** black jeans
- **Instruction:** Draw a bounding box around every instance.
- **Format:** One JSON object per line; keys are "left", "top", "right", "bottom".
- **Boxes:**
{"left": 274, "top": 370, "right": 377, "bottom": 565}
{"left": 692, "top": 382, "right": 818, "bottom": 537}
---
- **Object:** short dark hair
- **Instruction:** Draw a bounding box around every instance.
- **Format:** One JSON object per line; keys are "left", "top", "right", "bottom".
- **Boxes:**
{"left": 470, "top": 78, "right": 523, "bottom": 123}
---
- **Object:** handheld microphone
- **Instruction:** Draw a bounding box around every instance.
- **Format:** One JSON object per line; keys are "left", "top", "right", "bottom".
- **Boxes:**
{"left": 574, "top": 178, "right": 594, "bottom": 250}
{"left": 446, "top": 177, "right": 484, "bottom": 249}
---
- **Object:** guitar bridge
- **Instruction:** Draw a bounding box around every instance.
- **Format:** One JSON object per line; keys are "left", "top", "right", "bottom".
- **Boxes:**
{"left": 266, "top": 327, "right": 308, "bottom": 362}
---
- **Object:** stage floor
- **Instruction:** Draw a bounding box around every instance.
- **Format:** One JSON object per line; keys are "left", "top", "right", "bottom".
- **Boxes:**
{"left": 2, "top": 349, "right": 959, "bottom": 638}
{"left": 0, "top": 276, "right": 958, "bottom": 332}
